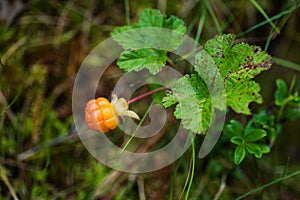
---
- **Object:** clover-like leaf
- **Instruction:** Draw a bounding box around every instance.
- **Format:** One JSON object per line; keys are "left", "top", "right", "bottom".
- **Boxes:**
{"left": 245, "top": 111, "right": 278, "bottom": 144}
{"left": 223, "top": 120, "right": 243, "bottom": 139}
{"left": 275, "top": 79, "right": 289, "bottom": 106}
{"left": 245, "top": 143, "right": 263, "bottom": 158}
{"left": 257, "top": 144, "right": 271, "bottom": 154}
{"left": 225, "top": 116, "right": 271, "bottom": 165}
{"left": 248, "top": 111, "right": 275, "bottom": 131}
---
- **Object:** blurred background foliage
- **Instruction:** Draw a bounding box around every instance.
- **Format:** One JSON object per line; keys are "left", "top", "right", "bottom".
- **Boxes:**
{"left": 0, "top": 0, "right": 300, "bottom": 199}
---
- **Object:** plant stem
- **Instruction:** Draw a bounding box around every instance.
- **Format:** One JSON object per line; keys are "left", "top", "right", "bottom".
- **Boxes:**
{"left": 276, "top": 96, "right": 293, "bottom": 122}
{"left": 128, "top": 86, "right": 169, "bottom": 105}
{"left": 249, "top": 0, "right": 280, "bottom": 33}
{"left": 121, "top": 101, "right": 155, "bottom": 152}
{"left": 185, "top": 136, "right": 195, "bottom": 200}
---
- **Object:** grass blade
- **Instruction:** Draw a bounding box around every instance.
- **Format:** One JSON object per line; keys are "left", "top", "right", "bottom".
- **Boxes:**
{"left": 0, "top": 165, "right": 19, "bottom": 200}
{"left": 273, "top": 57, "right": 300, "bottom": 72}
{"left": 205, "top": 0, "right": 222, "bottom": 34}
{"left": 249, "top": 0, "right": 280, "bottom": 33}
{"left": 238, "top": 4, "right": 300, "bottom": 36}
{"left": 194, "top": 4, "right": 207, "bottom": 46}
{"left": 121, "top": 100, "right": 154, "bottom": 152}
{"left": 124, "top": 0, "right": 130, "bottom": 25}
{"left": 236, "top": 170, "right": 300, "bottom": 200}
{"left": 184, "top": 134, "right": 195, "bottom": 200}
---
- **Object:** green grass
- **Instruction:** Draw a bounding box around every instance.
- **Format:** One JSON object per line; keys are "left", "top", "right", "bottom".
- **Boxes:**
{"left": 236, "top": 170, "right": 300, "bottom": 199}
{"left": 249, "top": 0, "right": 280, "bottom": 34}
{"left": 238, "top": 3, "right": 300, "bottom": 36}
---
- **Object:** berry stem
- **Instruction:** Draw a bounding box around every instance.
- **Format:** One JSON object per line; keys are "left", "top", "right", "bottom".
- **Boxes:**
{"left": 128, "top": 86, "right": 169, "bottom": 105}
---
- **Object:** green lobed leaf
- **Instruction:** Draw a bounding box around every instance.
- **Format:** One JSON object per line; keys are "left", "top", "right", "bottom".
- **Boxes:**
{"left": 200, "top": 34, "right": 272, "bottom": 115}
{"left": 225, "top": 77, "right": 262, "bottom": 114}
{"left": 163, "top": 15, "right": 186, "bottom": 34}
{"left": 111, "top": 25, "right": 142, "bottom": 49}
{"left": 234, "top": 145, "right": 246, "bottom": 165}
{"left": 194, "top": 50, "right": 225, "bottom": 110}
{"left": 138, "top": 9, "right": 164, "bottom": 27}
{"left": 111, "top": 9, "right": 186, "bottom": 75}
{"left": 224, "top": 46, "right": 271, "bottom": 114}
{"left": 112, "top": 11, "right": 185, "bottom": 50}
{"left": 204, "top": 34, "right": 235, "bottom": 77}
{"left": 162, "top": 74, "right": 211, "bottom": 134}
{"left": 117, "top": 49, "right": 167, "bottom": 74}
{"left": 164, "top": 34, "right": 272, "bottom": 133}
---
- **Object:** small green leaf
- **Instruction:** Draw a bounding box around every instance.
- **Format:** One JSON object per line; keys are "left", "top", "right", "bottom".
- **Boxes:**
{"left": 245, "top": 111, "right": 277, "bottom": 143}
{"left": 275, "top": 79, "right": 289, "bottom": 106}
{"left": 245, "top": 143, "right": 263, "bottom": 158}
{"left": 117, "top": 49, "right": 167, "bottom": 74}
{"left": 223, "top": 120, "right": 243, "bottom": 138}
{"left": 230, "top": 136, "right": 243, "bottom": 145}
{"left": 234, "top": 145, "right": 246, "bottom": 165}
{"left": 257, "top": 144, "right": 270, "bottom": 154}
{"left": 244, "top": 129, "right": 267, "bottom": 142}
{"left": 251, "top": 111, "right": 275, "bottom": 129}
